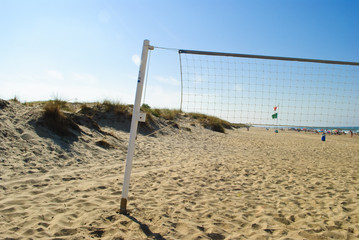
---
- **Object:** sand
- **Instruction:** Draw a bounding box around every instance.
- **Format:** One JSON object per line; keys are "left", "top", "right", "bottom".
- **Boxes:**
{"left": 1, "top": 100, "right": 359, "bottom": 239}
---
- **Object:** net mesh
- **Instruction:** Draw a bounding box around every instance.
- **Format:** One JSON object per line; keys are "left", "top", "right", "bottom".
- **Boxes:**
{"left": 179, "top": 52, "right": 359, "bottom": 128}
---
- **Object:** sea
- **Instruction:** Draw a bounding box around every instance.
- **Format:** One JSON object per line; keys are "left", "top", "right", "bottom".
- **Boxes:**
{"left": 253, "top": 125, "right": 359, "bottom": 132}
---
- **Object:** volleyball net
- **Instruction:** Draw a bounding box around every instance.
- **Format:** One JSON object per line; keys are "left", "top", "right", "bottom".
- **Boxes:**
{"left": 178, "top": 50, "right": 359, "bottom": 128}
{"left": 120, "top": 40, "right": 359, "bottom": 213}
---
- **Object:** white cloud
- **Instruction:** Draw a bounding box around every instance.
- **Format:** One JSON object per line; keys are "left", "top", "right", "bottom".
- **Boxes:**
{"left": 131, "top": 54, "right": 141, "bottom": 66}
{"left": 154, "top": 75, "right": 179, "bottom": 86}
{"left": 47, "top": 70, "right": 63, "bottom": 80}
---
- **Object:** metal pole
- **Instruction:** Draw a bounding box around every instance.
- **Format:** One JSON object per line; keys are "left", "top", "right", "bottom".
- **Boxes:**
{"left": 179, "top": 49, "right": 359, "bottom": 66}
{"left": 120, "top": 39, "right": 152, "bottom": 214}
{"left": 179, "top": 53, "right": 184, "bottom": 112}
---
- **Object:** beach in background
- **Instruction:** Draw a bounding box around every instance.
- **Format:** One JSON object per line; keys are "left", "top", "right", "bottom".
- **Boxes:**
{"left": 1, "top": 100, "right": 359, "bottom": 239}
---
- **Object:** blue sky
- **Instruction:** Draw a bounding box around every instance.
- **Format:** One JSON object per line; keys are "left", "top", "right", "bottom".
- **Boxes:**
{"left": 0, "top": 0, "right": 358, "bottom": 115}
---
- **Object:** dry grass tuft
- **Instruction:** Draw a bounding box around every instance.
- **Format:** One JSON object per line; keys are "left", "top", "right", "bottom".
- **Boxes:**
{"left": 100, "top": 100, "right": 129, "bottom": 115}
{"left": 43, "top": 101, "right": 79, "bottom": 136}
{"left": 48, "top": 99, "right": 70, "bottom": 111}
{"left": 141, "top": 104, "right": 181, "bottom": 120}
{"left": 79, "top": 104, "right": 96, "bottom": 116}
{"left": 159, "top": 109, "right": 181, "bottom": 120}
{"left": 140, "top": 104, "right": 181, "bottom": 130}
{"left": 189, "top": 113, "right": 232, "bottom": 133}
{"left": 9, "top": 96, "right": 20, "bottom": 103}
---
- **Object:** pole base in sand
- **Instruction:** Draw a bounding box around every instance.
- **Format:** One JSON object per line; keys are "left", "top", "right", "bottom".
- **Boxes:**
{"left": 120, "top": 198, "right": 128, "bottom": 215}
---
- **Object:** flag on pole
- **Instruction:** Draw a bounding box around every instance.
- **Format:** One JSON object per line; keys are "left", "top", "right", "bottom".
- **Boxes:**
{"left": 273, "top": 106, "right": 278, "bottom": 111}
{"left": 272, "top": 113, "right": 278, "bottom": 119}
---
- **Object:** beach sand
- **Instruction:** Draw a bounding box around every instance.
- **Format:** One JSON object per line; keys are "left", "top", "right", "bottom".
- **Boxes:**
{"left": 1, "top": 100, "right": 359, "bottom": 239}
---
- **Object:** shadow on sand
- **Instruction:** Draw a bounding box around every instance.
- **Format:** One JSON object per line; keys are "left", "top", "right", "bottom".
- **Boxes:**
{"left": 124, "top": 214, "right": 166, "bottom": 240}
{"left": 30, "top": 118, "right": 80, "bottom": 150}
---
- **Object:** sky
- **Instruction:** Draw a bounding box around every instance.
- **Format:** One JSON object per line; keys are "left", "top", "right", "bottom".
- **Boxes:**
{"left": 0, "top": 0, "right": 358, "bottom": 125}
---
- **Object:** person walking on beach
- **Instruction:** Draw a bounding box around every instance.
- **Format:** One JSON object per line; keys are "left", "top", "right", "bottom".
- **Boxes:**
{"left": 350, "top": 130, "right": 353, "bottom": 137}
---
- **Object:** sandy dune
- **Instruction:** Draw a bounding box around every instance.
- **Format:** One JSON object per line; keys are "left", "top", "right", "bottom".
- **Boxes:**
{"left": 1, "top": 100, "right": 358, "bottom": 239}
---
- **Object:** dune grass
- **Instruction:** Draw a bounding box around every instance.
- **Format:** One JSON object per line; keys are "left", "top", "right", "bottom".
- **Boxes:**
{"left": 188, "top": 113, "right": 233, "bottom": 133}
{"left": 42, "top": 100, "right": 79, "bottom": 136}
{"left": 24, "top": 98, "right": 74, "bottom": 112}
{"left": 141, "top": 104, "right": 181, "bottom": 120}
{"left": 27, "top": 99, "right": 246, "bottom": 135}
{"left": 141, "top": 104, "right": 243, "bottom": 133}
{"left": 9, "top": 96, "right": 20, "bottom": 103}
{"left": 101, "top": 100, "right": 129, "bottom": 115}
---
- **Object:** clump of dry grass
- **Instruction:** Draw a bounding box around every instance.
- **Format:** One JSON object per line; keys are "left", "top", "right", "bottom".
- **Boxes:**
{"left": 232, "top": 123, "right": 250, "bottom": 128}
{"left": 159, "top": 109, "right": 181, "bottom": 120}
{"left": 141, "top": 104, "right": 181, "bottom": 120}
{"left": 79, "top": 104, "right": 96, "bottom": 116}
{"left": 42, "top": 101, "right": 79, "bottom": 136}
{"left": 80, "top": 103, "right": 91, "bottom": 111}
{"left": 9, "top": 96, "right": 20, "bottom": 103}
{"left": 189, "top": 113, "right": 232, "bottom": 133}
{"left": 140, "top": 104, "right": 181, "bottom": 130}
{"left": 140, "top": 104, "right": 234, "bottom": 133}
{"left": 100, "top": 100, "right": 129, "bottom": 115}
{"left": 48, "top": 99, "right": 70, "bottom": 111}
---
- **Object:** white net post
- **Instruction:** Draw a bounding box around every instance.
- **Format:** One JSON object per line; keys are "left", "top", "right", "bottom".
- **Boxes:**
{"left": 120, "top": 39, "right": 153, "bottom": 214}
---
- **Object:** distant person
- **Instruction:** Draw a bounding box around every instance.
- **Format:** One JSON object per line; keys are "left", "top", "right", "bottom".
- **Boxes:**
{"left": 350, "top": 130, "right": 353, "bottom": 138}
{"left": 246, "top": 126, "right": 249, "bottom": 131}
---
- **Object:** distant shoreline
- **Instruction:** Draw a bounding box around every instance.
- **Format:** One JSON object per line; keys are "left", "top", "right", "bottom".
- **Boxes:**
{"left": 254, "top": 125, "right": 359, "bottom": 131}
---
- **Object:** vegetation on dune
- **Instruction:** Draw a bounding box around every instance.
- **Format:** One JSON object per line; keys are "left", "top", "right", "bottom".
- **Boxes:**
{"left": 80, "top": 103, "right": 91, "bottom": 112}
{"left": 9, "top": 96, "right": 20, "bottom": 103}
{"left": 23, "top": 99, "right": 247, "bottom": 135}
{"left": 48, "top": 99, "right": 70, "bottom": 111}
{"left": 188, "top": 113, "right": 232, "bottom": 133}
{"left": 136, "top": 103, "right": 247, "bottom": 133}
{"left": 160, "top": 109, "right": 182, "bottom": 120}
{"left": 141, "top": 104, "right": 181, "bottom": 120}
{"left": 42, "top": 101, "right": 80, "bottom": 136}
{"left": 231, "top": 123, "right": 250, "bottom": 129}
{"left": 139, "top": 104, "right": 182, "bottom": 130}
{"left": 99, "top": 100, "right": 129, "bottom": 115}
{"left": 24, "top": 98, "right": 75, "bottom": 112}
{"left": 79, "top": 100, "right": 131, "bottom": 120}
